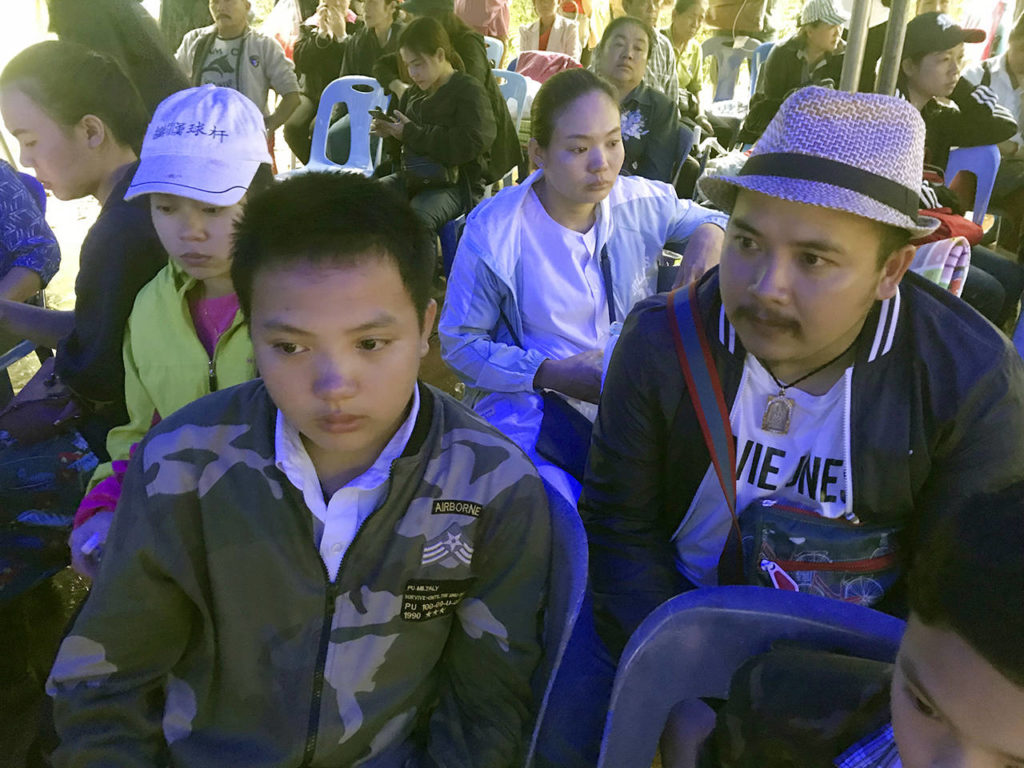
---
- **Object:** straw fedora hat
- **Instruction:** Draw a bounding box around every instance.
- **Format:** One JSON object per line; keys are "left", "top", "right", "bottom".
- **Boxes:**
{"left": 699, "top": 86, "right": 940, "bottom": 239}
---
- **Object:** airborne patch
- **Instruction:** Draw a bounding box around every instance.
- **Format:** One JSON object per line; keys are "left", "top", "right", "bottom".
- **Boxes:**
{"left": 421, "top": 523, "right": 474, "bottom": 568}
{"left": 431, "top": 499, "right": 482, "bottom": 518}
{"left": 401, "top": 578, "right": 476, "bottom": 621}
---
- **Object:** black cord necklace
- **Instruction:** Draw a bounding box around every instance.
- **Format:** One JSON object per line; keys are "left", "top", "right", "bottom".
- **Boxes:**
{"left": 760, "top": 336, "right": 859, "bottom": 435}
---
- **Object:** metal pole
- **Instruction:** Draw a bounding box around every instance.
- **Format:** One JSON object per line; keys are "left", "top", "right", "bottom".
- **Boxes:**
{"left": 874, "top": 0, "right": 913, "bottom": 95}
{"left": 839, "top": 0, "right": 873, "bottom": 92}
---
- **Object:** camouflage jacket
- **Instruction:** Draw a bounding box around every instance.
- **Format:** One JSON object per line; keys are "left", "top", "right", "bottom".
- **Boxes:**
{"left": 48, "top": 380, "right": 552, "bottom": 767}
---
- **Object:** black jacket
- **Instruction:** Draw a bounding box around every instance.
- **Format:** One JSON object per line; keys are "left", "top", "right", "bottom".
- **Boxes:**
{"left": 49, "top": 0, "right": 188, "bottom": 115}
{"left": 375, "top": 24, "right": 521, "bottom": 183}
{"left": 388, "top": 71, "right": 497, "bottom": 190}
{"left": 709, "top": 647, "right": 893, "bottom": 768}
{"left": 620, "top": 82, "right": 679, "bottom": 183}
{"left": 913, "top": 76, "right": 1018, "bottom": 172}
{"left": 581, "top": 269, "right": 1024, "bottom": 656}
{"left": 739, "top": 35, "right": 842, "bottom": 144}
{"left": 292, "top": 19, "right": 386, "bottom": 101}
{"left": 55, "top": 162, "right": 167, "bottom": 444}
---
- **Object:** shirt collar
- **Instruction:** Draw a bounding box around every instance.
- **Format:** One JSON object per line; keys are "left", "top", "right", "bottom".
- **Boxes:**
{"left": 274, "top": 384, "right": 421, "bottom": 495}
{"left": 835, "top": 722, "right": 902, "bottom": 768}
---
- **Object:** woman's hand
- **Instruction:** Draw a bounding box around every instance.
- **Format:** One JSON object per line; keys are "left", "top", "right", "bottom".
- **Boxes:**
{"left": 315, "top": 0, "right": 348, "bottom": 39}
{"left": 371, "top": 110, "right": 411, "bottom": 141}
{"left": 69, "top": 510, "right": 114, "bottom": 580}
{"left": 534, "top": 349, "right": 604, "bottom": 403}
{"left": 673, "top": 222, "right": 725, "bottom": 288}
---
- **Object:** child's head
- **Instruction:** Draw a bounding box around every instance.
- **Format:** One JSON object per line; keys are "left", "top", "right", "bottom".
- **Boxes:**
{"left": 124, "top": 86, "right": 273, "bottom": 292}
{"left": 0, "top": 40, "right": 148, "bottom": 200}
{"left": 528, "top": 69, "right": 622, "bottom": 208}
{"left": 231, "top": 173, "right": 436, "bottom": 478}
{"left": 892, "top": 483, "right": 1024, "bottom": 767}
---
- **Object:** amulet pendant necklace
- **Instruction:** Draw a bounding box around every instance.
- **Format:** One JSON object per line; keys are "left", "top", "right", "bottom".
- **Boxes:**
{"left": 761, "top": 338, "right": 858, "bottom": 435}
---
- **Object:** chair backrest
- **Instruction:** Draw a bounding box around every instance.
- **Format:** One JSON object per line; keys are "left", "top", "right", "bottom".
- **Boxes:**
{"left": 945, "top": 144, "right": 1001, "bottom": 225}
{"left": 671, "top": 122, "right": 699, "bottom": 191}
{"left": 17, "top": 171, "right": 46, "bottom": 214}
{"left": 597, "top": 586, "right": 906, "bottom": 768}
{"left": 748, "top": 40, "right": 775, "bottom": 97}
{"left": 702, "top": 36, "right": 761, "bottom": 102}
{"left": 524, "top": 478, "right": 589, "bottom": 768}
{"left": 484, "top": 35, "right": 505, "bottom": 68}
{"left": 307, "top": 76, "right": 388, "bottom": 176}
{"left": 493, "top": 69, "right": 529, "bottom": 133}
{"left": 508, "top": 55, "right": 519, "bottom": 71}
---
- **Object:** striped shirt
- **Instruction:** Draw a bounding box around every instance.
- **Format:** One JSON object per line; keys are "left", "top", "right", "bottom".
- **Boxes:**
{"left": 835, "top": 722, "right": 902, "bottom": 768}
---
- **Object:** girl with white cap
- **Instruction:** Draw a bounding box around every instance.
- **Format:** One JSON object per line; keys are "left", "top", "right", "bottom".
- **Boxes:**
{"left": 69, "top": 85, "right": 274, "bottom": 578}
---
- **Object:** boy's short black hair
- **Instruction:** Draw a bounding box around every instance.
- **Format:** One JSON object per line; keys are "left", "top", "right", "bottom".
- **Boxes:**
{"left": 231, "top": 172, "right": 435, "bottom": 324}
{"left": 908, "top": 481, "right": 1024, "bottom": 687}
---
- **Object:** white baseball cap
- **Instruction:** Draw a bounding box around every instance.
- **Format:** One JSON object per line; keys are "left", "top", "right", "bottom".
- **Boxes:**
{"left": 126, "top": 85, "right": 272, "bottom": 205}
{"left": 800, "top": 0, "right": 849, "bottom": 26}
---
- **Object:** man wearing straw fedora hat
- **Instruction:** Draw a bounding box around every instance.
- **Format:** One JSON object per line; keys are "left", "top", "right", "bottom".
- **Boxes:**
{"left": 531, "top": 86, "right": 1024, "bottom": 768}
{"left": 579, "top": 86, "right": 1024, "bottom": 657}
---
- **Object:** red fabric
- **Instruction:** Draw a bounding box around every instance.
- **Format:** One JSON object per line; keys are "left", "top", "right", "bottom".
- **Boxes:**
{"left": 911, "top": 208, "right": 984, "bottom": 247}
{"left": 515, "top": 50, "right": 581, "bottom": 83}
{"left": 538, "top": 26, "right": 552, "bottom": 50}
{"left": 454, "top": 0, "right": 510, "bottom": 39}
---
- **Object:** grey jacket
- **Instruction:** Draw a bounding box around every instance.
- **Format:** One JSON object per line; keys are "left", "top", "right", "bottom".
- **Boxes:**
{"left": 49, "top": 380, "right": 552, "bottom": 767}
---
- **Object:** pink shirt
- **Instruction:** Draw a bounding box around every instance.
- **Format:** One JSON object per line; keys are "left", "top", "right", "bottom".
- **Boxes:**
{"left": 189, "top": 292, "right": 241, "bottom": 359}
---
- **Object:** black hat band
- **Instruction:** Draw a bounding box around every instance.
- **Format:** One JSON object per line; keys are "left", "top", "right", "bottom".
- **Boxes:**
{"left": 739, "top": 152, "right": 920, "bottom": 220}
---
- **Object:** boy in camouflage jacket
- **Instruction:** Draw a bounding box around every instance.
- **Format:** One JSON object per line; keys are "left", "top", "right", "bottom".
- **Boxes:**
{"left": 47, "top": 173, "right": 552, "bottom": 768}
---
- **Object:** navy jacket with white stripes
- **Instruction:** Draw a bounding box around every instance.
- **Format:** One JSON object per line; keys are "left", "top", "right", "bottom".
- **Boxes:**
{"left": 916, "top": 76, "right": 1017, "bottom": 172}
{"left": 580, "top": 268, "right": 1024, "bottom": 656}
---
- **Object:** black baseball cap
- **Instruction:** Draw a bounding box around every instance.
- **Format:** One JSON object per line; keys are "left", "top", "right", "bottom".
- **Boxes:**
{"left": 400, "top": 0, "right": 453, "bottom": 15}
{"left": 903, "top": 12, "right": 985, "bottom": 58}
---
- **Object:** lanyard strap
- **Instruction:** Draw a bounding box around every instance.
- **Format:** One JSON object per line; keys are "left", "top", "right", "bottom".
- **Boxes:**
{"left": 599, "top": 244, "right": 616, "bottom": 324}
{"left": 667, "top": 282, "right": 744, "bottom": 583}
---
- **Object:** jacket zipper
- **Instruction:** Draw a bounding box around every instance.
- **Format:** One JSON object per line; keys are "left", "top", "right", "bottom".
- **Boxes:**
{"left": 299, "top": 466, "right": 397, "bottom": 766}
{"left": 207, "top": 358, "right": 218, "bottom": 392}
{"left": 301, "top": 574, "right": 339, "bottom": 766}
{"left": 772, "top": 552, "right": 899, "bottom": 573}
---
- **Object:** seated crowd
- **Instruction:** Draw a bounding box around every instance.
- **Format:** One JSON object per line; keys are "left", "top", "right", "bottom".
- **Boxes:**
{"left": 2, "top": 0, "right": 1024, "bottom": 765}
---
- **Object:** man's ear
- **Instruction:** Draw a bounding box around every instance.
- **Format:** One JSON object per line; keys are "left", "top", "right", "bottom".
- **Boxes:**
{"left": 876, "top": 243, "right": 916, "bottom": 301}
{"left": 79, "top": 114, "right": 107, "bottom": 150}
{"left": 419, "top": 298, "right": 437, "bottom": 356}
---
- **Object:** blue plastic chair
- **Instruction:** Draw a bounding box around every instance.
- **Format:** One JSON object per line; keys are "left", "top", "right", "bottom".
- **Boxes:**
{"left": 523, "top": 479, "right": 589, "bottom": 767}
{"left": 508, "top": 55, "right": 519, "bottom": 71}
{"left": 484, "top": 35, "right": 505, "bottom": 68}
{"left": 748, "top": 41, "right": 775, "bottom": 96}
{"left": 945, "top": 144, "right": 1001, "bottom": 225}
{"left": 440, "top": 213, "right": 467, "bottom": 278}
{"left": 299, "top": 76, "right": 388, "bottom": 177}
{"left": 596, "top": 586, "right": 906, "bottom": 768}
{"left": 671, "top": 122, "right": 698, "bottom": 189}
{"left": 701, "top": 36, "right": 762, "bottom": 102}
{"left": 493, "top": 69, "right": 529, "bottom": 134}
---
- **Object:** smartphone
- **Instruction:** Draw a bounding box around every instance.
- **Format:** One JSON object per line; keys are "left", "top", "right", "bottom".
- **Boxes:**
{"left": 368, "top": 107, "right": 388, "bottom": 121}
